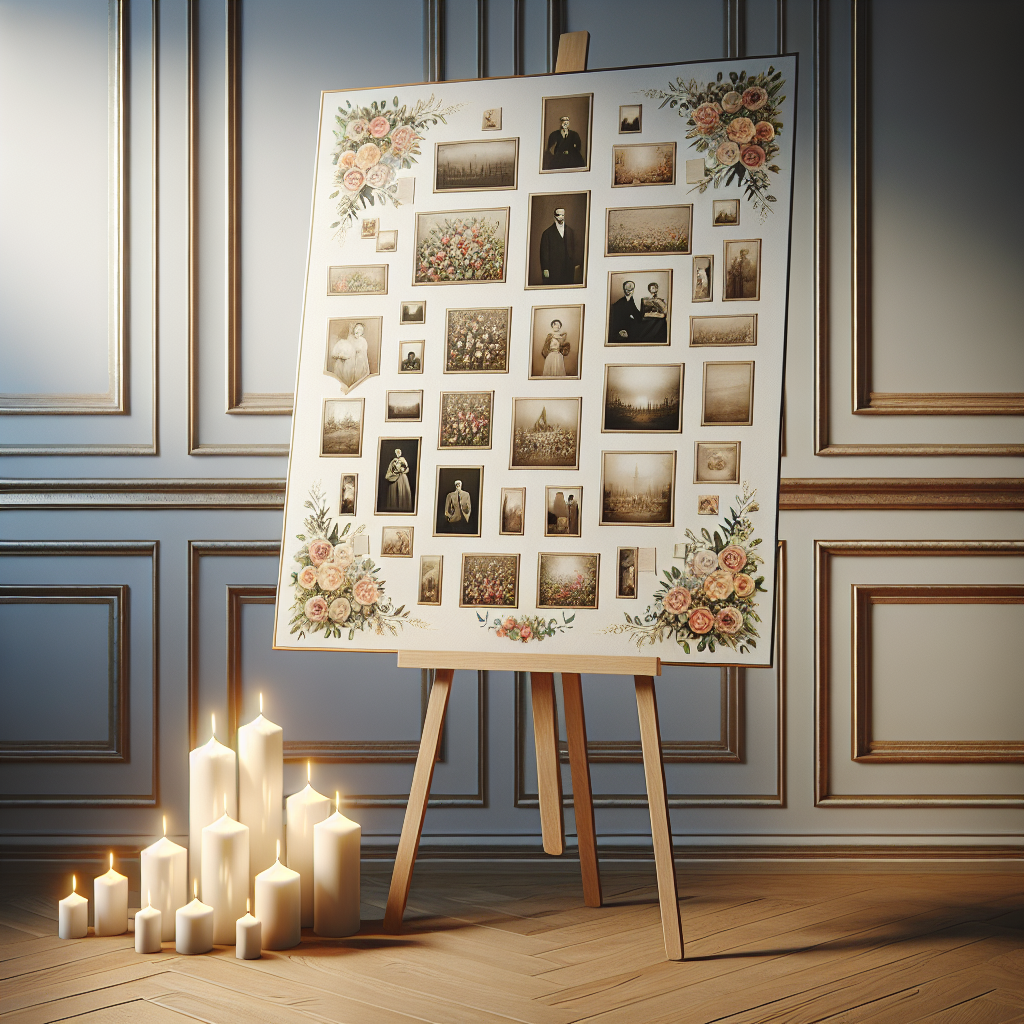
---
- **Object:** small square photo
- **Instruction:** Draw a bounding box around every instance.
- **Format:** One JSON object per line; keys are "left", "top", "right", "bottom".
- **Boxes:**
{"left": 400, "top": 300, "right": 426, "bottom": 325}
{"left": 618, "top": 104, "right": 641, "bottom": 134}
{"left": 694, "top": 442, "right": 740, "bottom": 484}
{"left": 381, "top": 526, "right": 414, "bottom": 557}
{"left": 398, "top": 340, "right": 423, "bottom": 374}
{"left": 545, "top": 486, "right": 582, "bottom": 538}
{"left": 697, "top": 495, "right": 720, "bottom": 516}
{"left": 712, "top": 199, "right": 739, "bottom": 226}
{"left": 376, "top": 229, "right": 398, "bottom": 252}
{"left": 482, "top": 107, "right": 502, "bottom": 131}
{"left": 361, "top": 218, "right": 378, "bottom": 238}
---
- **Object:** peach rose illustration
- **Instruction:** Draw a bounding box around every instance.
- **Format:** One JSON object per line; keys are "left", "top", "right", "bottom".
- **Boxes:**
{"left": 342, "top": 168, "right": 365, "bottom": 192}
{"left": 368, "top": 116, "right": 391, "bottom": 138}
{"left": 346, "top": 118, "right": 370, "bottom": 140}
{"left": 316, "top": 563, "right": 344, "bottom": 592}
{"left": 715, "top": 140, "right": 741, "bottom": 166}
{"left": 355, "top": 142, "right": 382, "bottom": 169}
{"left": 504, "top": 617, "right": 516, "bottom": 630}
{"left": 308, "top": 539, "right": 334, "bottom": 566}
{"left": 726, "top": 117, "right": 756, "bottom": 144}
{"left": 691, "top": 102, "right": 721, "bottom": 134}
{"left": 338, "top": 150, "right": 356, "bottom": 168}
{"left": 389, "top": 125, "right": 418, "bottom": 154}
{"left": 740, "top": 144, "right": 766, "bottom": 169}
{"left": 496, "top": 626, "right": 507, "bottom": 638}
{"left": 520, "top": 624, "right": 533, "bottom": 642}
{"left": 719, "top": 545, "right": 748, "bottom": 572}
{"left": 691, "top": 549, "right": 719, "bottom": 576}
{"left": 733, "top": 573, "right": 756, "bottom": 598}
{"left": 364, "top": 163, "right": 393, "bottom": 189}
{"left": 662, "top": 586, "right": 692, "bottom": 615}
{"left": 741, "top": 86, "right": 768, "bottom": 111}
{"left": 304, "top": 595, "right": 329, "bottom": 622}
{"left": 333, "top": 545, "right": 354, "bottom": 569}
{"left": 721, "top": 90, "right": 743, "bottom": 113}
{"left": 328, "top": 597, "right": 352, "bottom": 623}
{"left": 754, "top": 120, "right": 775, "bottom": 142}
{"left": 703, "top": 569, "right": 735, "bottom": 602}
{"left": 715, "top": 607, "right": 744, "bottom": 635}
{"left": 688, "top": 607, "right": 715, "bottom": 634}
{"left": 297, "top": 565, "right": 318, "bottom": 590}
{"left": 352, "top": 576, "right": 379, "bottom": 607}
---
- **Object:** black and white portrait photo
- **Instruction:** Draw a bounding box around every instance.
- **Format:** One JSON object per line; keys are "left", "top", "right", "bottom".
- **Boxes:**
{"left": 540, "top": 94, "right": 592, "bottom": 172}
{"left": 605, "top": 270, "right": 672, "bottom": 345}
{"left": 723, "top": 239, "right": 761, "bottom": 300}
{"left": 618, "top": 104, "right": 641, "bottom": 134}
{"left": 526, "top": 191, "right": 590, "bottom": 289}
{"left": 324, "top": 317, "right": 382, "bottom": 393}
{"left": 339, "top": 473, "right": 358, "bottom": 515}
{"left": 374, "top": 437, "right": 421, "bottom": 515}
{"left": 692, "top": 255, "right": 714, "bottom": 302}
{"left": 434, "top": 466, "right": 483, "bottom": 537}
{"left": 529, "top": 304, "right": 583, "bottom": 379}
{"left": 616, "top": 547, "right": 638, "bottom": 598}
{"left": 398, "top": 340, "right": 423, "bottom": 374}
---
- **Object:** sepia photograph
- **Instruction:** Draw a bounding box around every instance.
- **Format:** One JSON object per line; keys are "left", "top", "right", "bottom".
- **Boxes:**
{"left": 690, "top": 313, "right": 757, "bottom": 347}
{"left": 324, "top": 317, "right": 382, "bottom": 393}
{"left": 434, "top": 466, "right": 483, "bottom": 537}
{"left": 540, "top": 93, "right": 593, "bottom": 172}
{"left": 398, "top": 340, "right": 424, "bottom": 374}
{"left": 618, "top": 104, "right": 641, "bottom": 134}
{"left": 537, "top": 552, "right": 600, "bottom": 610}
{"left": 481, "top": 107, "right": 501, "bottom": 130}
{"left": 605, "top": 205, "right": 691, "bottom": 256}
{"left": 602, "top": 363, "right": 682, "bottom": 433}
{"left": 600, "top": 451, "right": 676, "bottom": 526}
{"left": 694, "top": 441, "right": 741, "bottom": 484}
{"left": 529, "top": 304, "right": 583, "bottom": 379}
{"left": 385, "top": 390, "right": 423, "bottom": 422}
{"left": 439, "top": 391, "right": 493, "bottom": 449}
{"left": 418, "top": 555, "right": 443, "bottom": 605}
{"left": 381, "top": 526, "right": 414, "bottom": 558}
{"left": 510, "top": 397, "right": 581, "bottom": 469}
{"left": 692, "top": 255, "right": 714, "bottom": 302}
{"left": 414, "top": 208, "right": 509, "bottom": 284}
{"left": 361, "top": 218, "right": 378, "bottom": 238}
{"left": 400, "top": 300, "right": 426, "bottom": 324}
{"left": 444, "top": 307, "right": 510, "bottom": 372}
{"left": 434, "top": 138, "right": 519, "bottom": 192}
{"left": 606, "top": 270, "right": 672, "bottom": 345}
{"left": 499, "top": 487, "right": 525, "bottom": 536}
{"left": 320, "top": 398, "right": 364, "bottom": 457}
{"left": 374, "top": 437, "right": 421, "bottom": 515}
{"left": 376, "top": 229, "right": 398, "bottom": 252}
{"left": 612, "top": 142, "right": 676, "bottom": 187}
{"left": 702, "top": 361, "right": 754, "bottom": 427}
{"left": 712, "top": 199, "right": 740, "bottom": 226}
{"left": 339, "top": 473, "right": 358, "bottom": 515}
{"left": 545, "top": 486, "right": 582, "bottom": 538}
{"left": 526, "top": 191, "right": 590, "bottom": 289}
{"left": 460, "top": 553, "right": 519, "bottom": 608}
{"left": 616, "top": 546, "right": 638, "bottom": 598}
{"left": 723, "top": 238, "right": 761, "bottom": 300}
{"left": 698, "top": 494, "right": 720, "bottom": 516}
{"left": 328, "top": 264, "right": 388, "bottom": 296}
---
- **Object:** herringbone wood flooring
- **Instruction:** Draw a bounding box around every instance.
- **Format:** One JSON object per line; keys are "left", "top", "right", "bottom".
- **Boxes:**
{"left": 1, "top": 861, "right": 1020, "bottom": 1023}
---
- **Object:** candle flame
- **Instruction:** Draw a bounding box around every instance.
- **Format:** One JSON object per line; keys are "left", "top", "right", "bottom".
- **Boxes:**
{"left": 336, "top": 791, "right": 340, "bottom": 813}
{"left": 259, "top": 692, "right": 263, "bottom": 714}
{"left": 307, "top": 760, "right": 311, "bottom": 783}
{"left": 211, "top": 712, "right": 216, "bottom": 739}
{"left": 72, "top": 874, "right": 76, "bottom": 892}
{"left": 276, "top": 839, "right": 281, "bottom": 862}
{"left": 194, "top": 879, "right": 198, "bottom": 899}
{"left": 109, "top": 852, "right": 113, "bottom": 871}
{"left": 162, "top": 814, "right": 167, "bottom": 837}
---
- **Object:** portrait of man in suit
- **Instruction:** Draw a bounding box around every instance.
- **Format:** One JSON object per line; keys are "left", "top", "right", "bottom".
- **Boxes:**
{"left": 546, "top": 116, "right": 584, "bottom": 169}
{"left": 434, "top": 466, "right": 482, "bottom": 537}
{"left": 526, "top": 190, "right": 590, "bottom": 289}
{"left": 608, "top": 279, "right": 642, "bottom": 343}
{"left": 539, "top": 208, "right": 578, "bottom": 286}
{"left": 540, "top": 93, "right": 592, "bottom": 173}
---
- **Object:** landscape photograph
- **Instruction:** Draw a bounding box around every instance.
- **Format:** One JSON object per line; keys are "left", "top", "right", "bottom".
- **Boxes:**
{"left": 603, "top": 363, "right": 682, "bottom": 432}
{"left": 510, "top": 397, "right": 581, "bottom": 469}
{"left": 701, "top": 361, "right": 754, "bottom": 426}
{"left": 600, "top": 451, "right": 676, "bottom": 526}
{"left": 434, "top": 138, "right": 519, "bottom": 191}
{"left": 320, "top": 398, "right": 364, "bottom": 457}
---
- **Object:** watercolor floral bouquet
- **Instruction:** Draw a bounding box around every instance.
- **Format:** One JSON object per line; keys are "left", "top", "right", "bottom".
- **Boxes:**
{"left": 603, "top": 484, "right": 766, "bottom": 654}
{"left": 645, "top": 67, "right": 785, "bottom": 220}
{"left": 479, "top": 611, "right": 575, "bottom": 644}
{"left": 415, "top": 215, "right": 507, "bottom": 284}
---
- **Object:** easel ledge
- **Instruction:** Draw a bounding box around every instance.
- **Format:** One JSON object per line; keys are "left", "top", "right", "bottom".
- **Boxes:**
{"left": 397, "top": 650, "right": 662, "bottom": 676}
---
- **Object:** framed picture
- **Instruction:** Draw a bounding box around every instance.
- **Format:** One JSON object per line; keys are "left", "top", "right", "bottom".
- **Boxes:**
{"left": 702, "top": 361, "right": 754, "bottom": 427}
{"left": 385, "top": 390, "right": 423, "bottom": 422}
{"left": 544, "top": 486, "right": 582, "bottom": 538}
{"left": 537, "top": 552, "right": 600, "bottom": 610}
{"left": 320, "top": 398, "right": 364, "bottom": 457}
{"left": 509, "top": 397, "right": 581, "bottom": 469}
{"left": 339, "top": 473, "right": 358, "bottom": 515}
{"left": 400, "top": 300, "right": 426, "bottom": 324}
{"left": 604, "top": 205, "right": 691, "bottom": 257}
{"left": 328, "top": 265, "right": 388, "bottom": 296}
{"left": 376, "top": 229, "right": 398, "bottom": 252}
{"left": 374, "top": 437, "right": 421, "bottom": 515}
{"left": 712, "top": 199, "right": 739, "bottom": 226}
{"left": 616, "top": 547, "right": 638, "bottom": 598}
{"left": 481, "top": 107, "right": 502, "bottom": 131}
{"left": 418, "top": 555, "right": 443, "bottom": 605}
{"left": 618, "top": 104, "right": 641, "bottom": 134}
{"left": 697, "top": 495, "right": 720, "bottom": 516}
{"left": 539, "top": 93, "right": 593, "bottom": 173}
{"left": 360, "top": 218, "right": 378, "bottom": 238}
{"left": 600, "top": 451, "right": 676, "bottom": 527}
{"left": 444, "top": 307, "right": 510, "bottom": 372}
{"left": 525, "top": 191, "right": 590, "bottom": 289}
{"left": 692, "top": 255, "right": 713, "bottom": 302}
{"left": 602, "top": 363, "right": 683, "bottom": 433}
{"left": 413, "top": 208, "right": 509, "bottom": 285}
{"left": 324, "top": 317, "right": 382, "bottom": 393}
{"left": 434, "top": 138, "right": 519, "bottom": 192}
{"left": 689, "top": 314, "right": 757, "bottom": 347}
{"left": 723, "top": 238, "right": 761, "bottom": 300}
{"left": 438, "top": 391, "right": 493, "bottom": 449}
{"left": 529, "top": 304, "right": 583, "bottom": 379}
{"left": 694, "top": 441, "right": 741, "bottom": 484}
{"left": 612, "top": 142, "right": 676, "bottom": 187}
{"left": 381, "top": 526, "right": 414, "bottom": 557}
{"left": 460, "top": 553, "right": 520, "bottom": 608}
{"left": 605, "top": 270, "right": 672, "bottom": 345}
{"left": 398, "top": 340, "right": 424, "bottom": 374}
{"left": 499, "top": 487, "right": 525, "bottom": 536}
{"left": 434, "top": 466, "right": 483, "bottom": 537}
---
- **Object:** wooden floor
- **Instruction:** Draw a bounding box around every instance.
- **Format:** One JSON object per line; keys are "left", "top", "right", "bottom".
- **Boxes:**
{"left": 1, "top": 860, "right": 1021, "bottom": 1023}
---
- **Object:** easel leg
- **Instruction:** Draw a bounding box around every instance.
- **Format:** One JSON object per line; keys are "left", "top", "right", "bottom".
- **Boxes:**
{"left": 383, "top": 668, "right": 454, "bottom": 933}
{"left": 530, "top": 672, "right": 564, "bottom": 856}
{"left": 562, "top": 673, "right": 602, "bottom": 907}
{"left": 634, "top": 675, "right": 684, "bottom": 961}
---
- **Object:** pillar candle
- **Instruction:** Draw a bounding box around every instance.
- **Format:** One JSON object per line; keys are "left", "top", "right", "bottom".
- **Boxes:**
{"left": 135, "top": 893, "right": 162, "bottom": 953}
{"left": 201, "top": 809, "right": 249, "bottom": 944}
{"left": 238, "top": 694, "right": 283, "bottom": 886}
{"left": 189, "top": 713, "right": 237, "bottom": 889}
{"left": 94, "top": 854, "right": 128, "bottom": 936}
{"left": 175, "top": 881, "right": 214, "bottom": 954}
{"left": 58, "top": 875, "right": 88, "bottom": 939}
{"left": 236, "top": 897, "right": 261, "bottom": 959}
{"left": 255, "top": 842, "right": 301, "bottom": 950}
{"left": 314, "top": 793, "right": 361, "bottom": 937}
{"left": 140, "top": 816, "right": 187, "bottom": 940}
{"left": 286, "top": 764, "right": 330, "bottom": 927}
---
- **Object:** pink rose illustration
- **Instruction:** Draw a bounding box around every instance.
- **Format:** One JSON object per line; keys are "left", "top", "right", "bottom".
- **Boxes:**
{"left": 733, "top": 573, "right": 756, "bottom": 598}
{"left": 718, "top": 545, "right": 748, "bottom": 572}
{"left": 691, "top": 102, "right": 721, "bottom": 134}
{"left": 333, "top": 545, "right": 354, "bottom": 569}
{"left": 368, "top": 116, "right": 390, "bottom": 138}
{"left": 688, "top": 607, "right": 714, "bottom": 634}
{"left": 520, "top": 624, "right": 533, "bottom": 641}
{"left": 726, "top": 117, "right": 756, "bottom": 144}
{"left": 741, "top": 86, "right": 768, "bottom": 111}
{"left": 308, "top": 539, "right": 334, "bottom": 566}
{"left": 338, "top": 150, "right": 356, "bottom": 168}
{"left": 721, "top": 90, "right": 743, "bottom": 113}
{"left": 342, "top": 168, "right": 365, "bottom": 192}
{"left": 304, "top": 596, "right": 329, "bottom": 622}
{"left": 355, "top": 142, "right": 382, "bottom": 169}
{"left": 316, "top": 563, "right": 344, "bottom": 592}
{"left": 754, "top": 120, "right": 775, "bottom": 142}
{"left": 704, "top": 570, "right": 735, "bottom": 602}
{"left": 328, "top": 597, "right": 352, "bottom": 623}
{"left": 715, "top": 607, "right": 744, "bottom": 635}
{"left": 345, "top": 118, "right": 370, "bottom": 140}
{"left": 503, "top": 617, "right": 516, "bottom": 630}
{"left": 715, "top": 140, "right": 741, "bottom": 165}
{"left": 390, "top": 125, "right": 418, "bottom": 154}
{"left": 364, "top": 163, "right": 393, "bottom": 189}
{"left": 691, "top": 549, "right": 719, "bottom": 576}
{"left": 740, "top": 144, "right": 766, "bottom": 169}
{"left": 297, "top": 565, "right": 318, "bottom": 590}
{"left": 352, "top": 576, "right": 379, "bottom": 607}
{"left": 663, "top": 586, "right": 692, "bottom": 615}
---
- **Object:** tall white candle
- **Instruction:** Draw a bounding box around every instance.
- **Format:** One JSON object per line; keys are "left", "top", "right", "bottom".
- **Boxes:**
{"left": 238, "top": 693, "right": 283, "bottom": 886}
{"left": 135, "top": 892, "right": 162, "bottom": 953}
{"left": 140, "top": 815, "right": 188, "bottom": 940}
{"left": 58, "top": 875, "right": 88, "bottom": 939}
{"left": 286, "top": 763, "right": 331, "bottom": 927}
{"left": 236, "top": 897, "right": 261, "bottom": 959}
{"left": 94, "top": 854, "right": 128, "bottom": 936}
{"left": 314, "top": 792, "right": 361, "bottom": 937}
{"left": 189, "top": 713, "right": 237, "bottom": 890}
{"left": 176, "top": 880, "right": 214, "bottom": 954}
{"left": 201, "top": 803, "right": 249, "bottom": 944}
{"left": 255, "top": 840, "right": 301, "bottom": 950}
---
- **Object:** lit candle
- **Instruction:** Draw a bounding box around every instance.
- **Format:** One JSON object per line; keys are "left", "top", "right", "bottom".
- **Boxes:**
{"left": 255, "top": 840, "right": 300, "bottom": 950}
{"left": 238, "top": 692, "right": 283, "bottom": 887}
{"left": 58, "top": 875, "right": 88, "bottom": 939}
{"left": 201, "top": 798, "right": 249, "bottom": 944}
{"left": 189, "top": 713, "right": 237, "bottom": 889}
{"left": 286, "top": 763, "right": 331, "bottom": 927}
{"left": 236, "top": 897, "right": 261, "bottom": 959}
{"left": 94, "top": 853, "right": 128, "bottom": 936}
{"left": 175, "top": 880, "right": 214, "bottom": 954}
{"left": 140, "top": 815, "right": 187, "bottom": 940}
{"left": 314, "top": 791, "right": 361, "bottom": 937}
{"left": 135, "top": 891, "right": 162, "bottom": 953}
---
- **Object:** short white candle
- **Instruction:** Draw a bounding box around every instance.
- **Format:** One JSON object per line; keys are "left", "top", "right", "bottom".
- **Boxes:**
{"left": 58, "top": 875, "right": 88, "bottom": 939}
{"left": 255, "top": 840, "right": 301, "bottom": 950}
{"left": 238, "top": 693, "right": 283, "bottom": 887}
{"left": 175, "top": 880, "right": 214, "bottom": 954}
{"left": 201, "top": 804, "right": 249, "bottom": 944}
{"left": 236, "top": 897, "right": 261, "bottom": 959}
{"left": 286, "top": 763, "right": 331, "bottom": 927}
{"left": 140, "top": 816, "right": 187, "bottom": 940}
{"left": 189, "top": 713, "right": 237, "bottom": 888}
{"left": 94, "top": 854, "right": 128, "bottom": 936}
{"left": 314, "top": 792, "right": 361, "bottom": 937}
{"left": 135, "top": 892, "right": 162, "bottom": 953}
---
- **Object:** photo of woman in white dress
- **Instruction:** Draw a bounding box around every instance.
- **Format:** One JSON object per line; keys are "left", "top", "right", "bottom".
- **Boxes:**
{"left": 529, "top": 304, "right": 583, "bottom": 379}
{"left": 541, "top": 319, "right": 568, "bottom": 377}
{"left": 325, "top": 317, "right": 382, "bottom": 393}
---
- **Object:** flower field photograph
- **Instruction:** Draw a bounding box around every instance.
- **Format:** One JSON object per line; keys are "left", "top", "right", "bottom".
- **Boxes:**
{"left": 414, "top": 209, "right": 509, "bottom": 284}
{"left": 537, "top": 552, "right": 600, "bottom": 610}
{"left": 444, "top": 308, "right": 510, "bottom": 372}
{"left": 460, "top": 553, "right": 520, "bottom": 608}
{"left": 327, "top": 265, "right": 388, "bottom": 295}
{"left": 439, "top": 391, "right": 493, "bottom": 449}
